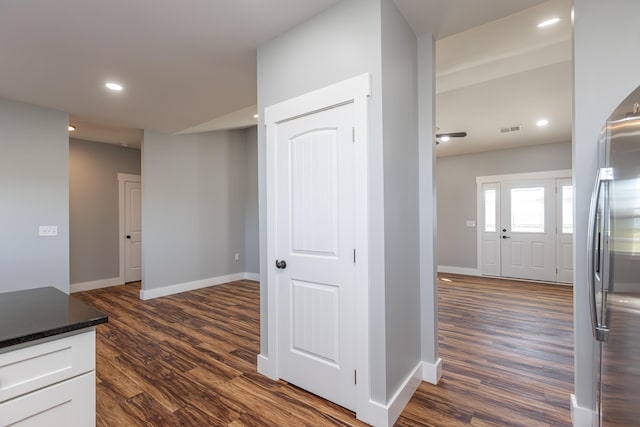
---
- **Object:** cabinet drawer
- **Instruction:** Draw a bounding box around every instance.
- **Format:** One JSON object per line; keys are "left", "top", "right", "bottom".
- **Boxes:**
{"left": 0, "top": 330, "right": 95, "bottom": 403}
{"left": 0, "top": 371, "right": 95, "bottom": 427}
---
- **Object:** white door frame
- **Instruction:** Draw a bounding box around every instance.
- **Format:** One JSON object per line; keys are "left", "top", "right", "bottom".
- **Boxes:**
{"left": 476, "top": 169, "right": 571, "bottom": 280}
{"left": 118, "top": 173, "right": 142, "bottom": 285}
{"left": 258, "top": 73, "right": 371, "bottom": 418}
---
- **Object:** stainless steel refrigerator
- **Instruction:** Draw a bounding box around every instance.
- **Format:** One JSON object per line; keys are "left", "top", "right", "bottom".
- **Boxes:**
{"left": 588, "top": 84, "right": 640, "bottom": 426}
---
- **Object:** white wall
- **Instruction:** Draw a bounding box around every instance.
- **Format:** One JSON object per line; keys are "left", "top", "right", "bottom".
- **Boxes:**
{"left": 142, "top": 129, "right": 247, "bottom": 293}
{"left": 0, "top": 98, "right": 69, "bottom": 294}
{"left": 572, "top": 0, "right": 640, "bottom": 423}
{"left": 437, "top": 141, "right": 572, "bottom": 270}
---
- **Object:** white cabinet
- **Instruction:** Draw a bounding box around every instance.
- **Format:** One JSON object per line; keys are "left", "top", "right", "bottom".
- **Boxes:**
{"left": 0, "top": 330, "right": 97, "bottom": 427}
{"left": 0, "top": 372, "right": 95, "bottom": 426}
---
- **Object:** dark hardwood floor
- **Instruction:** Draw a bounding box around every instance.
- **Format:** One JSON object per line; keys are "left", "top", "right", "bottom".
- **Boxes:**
{"left": 75, "top": 274, "right": 573, "bottom": 426}
{"left": 396, "top": 275, "right": 573, "bottom": 427}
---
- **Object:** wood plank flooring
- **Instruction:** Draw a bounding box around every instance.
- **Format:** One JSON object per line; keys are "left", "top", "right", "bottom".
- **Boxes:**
{"left": 396, "top": 274, "right": 574, "bottom": 427}
{"left": 74, "top": 274, "right": 573, "bottom": 426}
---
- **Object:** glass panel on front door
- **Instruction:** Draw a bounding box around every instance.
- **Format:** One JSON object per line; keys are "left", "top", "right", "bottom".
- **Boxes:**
{"left": 562, "top": 185, "right": 573, "bottom": 234}
{"left": 484, "top": 189, "right": 497, "bottom": 232}
{"left": 511, "top": 187, "right": 545, "bottom": 233}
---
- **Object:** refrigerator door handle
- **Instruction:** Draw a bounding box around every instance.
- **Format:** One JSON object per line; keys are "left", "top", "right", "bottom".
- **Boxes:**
{"left": 600, "top": 168, "right": 613, "bottom": 342}
{"left": 587, "top": 169, "right": 601, "bottom": 339}
{"left": 587, "top": 167, "right": 612, "bottom": 342}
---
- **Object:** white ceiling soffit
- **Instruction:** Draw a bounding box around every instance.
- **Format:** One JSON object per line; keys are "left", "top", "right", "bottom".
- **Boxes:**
{"left": 68, "top": 116, "right": 143, "bottom": 149}
{"left": 178, "top": 105, "right": 258, "bottom": 134}
{"left": 394, "top": 0, "right": 549, "bottom": 39}
{"left": 436, "top": 0, "right": 572, "bottom": 93}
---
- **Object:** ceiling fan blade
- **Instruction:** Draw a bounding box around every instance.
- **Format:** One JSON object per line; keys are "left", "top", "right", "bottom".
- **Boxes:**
{"left": 435, "top": 131, "right": 467, "bottom": 138}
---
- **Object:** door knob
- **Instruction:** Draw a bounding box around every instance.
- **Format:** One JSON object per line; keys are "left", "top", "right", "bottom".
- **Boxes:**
{"left": 126, "top": 235, "right": 131, "bottom": 239}
{"left": 275, "top": 259, "right": 287, "bottom": 269}
{"left": 502, "top": 235, "right": 510, "bottom": 239}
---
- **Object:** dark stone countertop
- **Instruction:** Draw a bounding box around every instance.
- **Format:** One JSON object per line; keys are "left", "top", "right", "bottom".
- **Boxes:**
{"left": 0, "top": 286, "right": 108, "bottom": 349}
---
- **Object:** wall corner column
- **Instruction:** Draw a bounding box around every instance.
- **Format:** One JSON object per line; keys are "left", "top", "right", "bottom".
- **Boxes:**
{"left": 418, "top": 32, "right": 441, "bottom": 383}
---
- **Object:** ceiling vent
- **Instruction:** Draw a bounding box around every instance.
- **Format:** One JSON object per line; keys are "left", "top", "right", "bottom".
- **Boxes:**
{"left": 500, "top": 124, "right": 522, "bottom": 134}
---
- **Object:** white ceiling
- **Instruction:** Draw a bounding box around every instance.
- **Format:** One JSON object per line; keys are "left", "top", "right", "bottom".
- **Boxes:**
{"left": 434, "top": 0, "right": 572, "bottom": 156}
{"left": 0, "top": 0, "right": 572, "bottom": 156}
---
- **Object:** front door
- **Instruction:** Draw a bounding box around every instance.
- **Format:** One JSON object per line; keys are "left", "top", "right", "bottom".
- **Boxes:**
{"left": 275, "top": 102, "right": 356, "bottom": 410}
{"left": 125, "top": 181, "right": 142, "bottom": 283}
{"left": 500, "top": 179, "right": 556, "bottom": 282}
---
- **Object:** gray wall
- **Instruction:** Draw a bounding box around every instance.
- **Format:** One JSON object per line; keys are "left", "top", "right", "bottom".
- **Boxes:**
{"left": 0, "top": 98, "right": 69, "bottom": 293}
{"left": 69, "top": 139, "right": 141, "bottom": 284}
{"left": 437, "top": 141, "right": 572, "bottom": 269}
{"left": 418, "top": 33, "right": 439, "bottom": 378}
{"left": 142, "top": 129, "right": 247, "bottom": 291}
{"left": 257, "top": 0, "right": 388, "bottom": 402}
{"left": 573, "top": 0, "right": 640, "bottom": 416}
{"left": 244, "top": 126, "right": 259, "bottom": 275}
{"left": 381, "top": 0, "right": 421, "bottom": 401}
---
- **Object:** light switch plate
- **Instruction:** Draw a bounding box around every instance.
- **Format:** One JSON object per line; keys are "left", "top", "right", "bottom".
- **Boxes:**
{"left": 39, "top": 225, "right": 58, "bottom": 236}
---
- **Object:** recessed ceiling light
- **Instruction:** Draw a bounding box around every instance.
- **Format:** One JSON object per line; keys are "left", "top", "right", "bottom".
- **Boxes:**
{"left": 105, "top": 82, "right": 123, "bottom": 91}
{"left": 536, "top": 119, "right": 549, "bottom": 127}
{"left": 253, "top": 114, "right": 258, "bottom": 118}
{"left": 440, "top": 136, "right": 451, "bottom": 142}
{"left": 68, "top": 125, "right": 75, "bottom": 131}
{"left": 538, "top": 17, "right": 560, "bottom": 28}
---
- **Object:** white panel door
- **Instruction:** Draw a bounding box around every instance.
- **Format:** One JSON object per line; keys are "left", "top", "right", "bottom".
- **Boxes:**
{"left": 275, "top": 102, "right": 356, "bottom": 410}
{"left": 480, "top": 183, "right": 501, "bottom": 276}
{"left": 500, "top": 179, "right": 557, "bottom": 282}
{"left": 125, "top": 181, "right": 142, "bottom": 283}
{"left": 556, "top": 179, "right": 573, "bottom": 283}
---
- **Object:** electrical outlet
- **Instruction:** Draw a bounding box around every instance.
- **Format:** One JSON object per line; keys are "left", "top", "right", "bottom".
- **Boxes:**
{"left": 39, "top": 225, "right": 58, "bottom": 236}
{"left": 234, "top": 253, "right": 240, "bottom": 261}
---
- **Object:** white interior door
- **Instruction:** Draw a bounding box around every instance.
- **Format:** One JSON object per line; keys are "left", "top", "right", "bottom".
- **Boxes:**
{"left": 480, "top": 183, "right": 501, "bottom": 276}
{"left": 125, "top": 181, "right": 142, "bottom": 283}
{"left": 556, "top": 179, "right": 573, "bottom": 283}
{"left": 500, "top": 179, "right": 556, "bottom": 282}
{"left": 275, "top": 102, "right": 356, "bottom": 410}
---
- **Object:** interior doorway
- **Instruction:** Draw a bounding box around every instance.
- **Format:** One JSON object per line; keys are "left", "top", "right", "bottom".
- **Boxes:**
{"left": 118, "top": 173, "right": 142, "bottom": 284}
{"left": 260, "top": 73, "right": 371, "bottom": 418}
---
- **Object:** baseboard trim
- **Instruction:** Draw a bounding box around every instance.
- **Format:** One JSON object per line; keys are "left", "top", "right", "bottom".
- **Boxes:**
{"left": 422, "top": 358, "right": 442, "bottom": 385}
{"left": 437, "top": 266, "right": 480, "bottom": 276}
{"left": 257, "top": 354, "right": 278, "bottom": 380}
{"left": 140, "top": 273, "right": 246, "bottom": 300}
{"left": 357, "top": 362, "right": 422, "bottom": 427}
{"left": 571, "top": 394, "right": 597, "bottom": 427}
{"left": 244, "top": 272, "right": 260, "bottom": 282}
{"left": 70, "top": 277, "right": 123, "bottom": 293}
{"left": 387, "top": 362, "right": 423, "bottom": 426}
